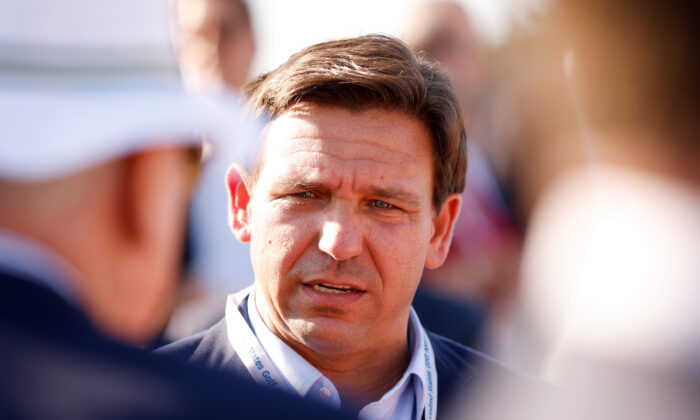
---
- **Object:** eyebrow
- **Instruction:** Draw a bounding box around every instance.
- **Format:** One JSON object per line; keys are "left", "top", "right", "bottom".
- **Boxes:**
{"left": 274, "top": 180, "right": 325, "bottom": 191}
{"left": 272, "top": 179, "right": 423, "bottom": 208}
{"left": 365, "top": 186, "right": 422, "bottom": 208}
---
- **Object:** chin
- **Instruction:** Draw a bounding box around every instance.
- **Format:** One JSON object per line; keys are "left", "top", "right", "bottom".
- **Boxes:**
{"left": 287, "top": 317, "right": 363, "bottom": 352}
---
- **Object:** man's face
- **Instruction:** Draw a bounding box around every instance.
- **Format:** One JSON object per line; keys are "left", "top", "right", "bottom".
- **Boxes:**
{"left": 233, "top": 105, "right": 457, "bottom": 355}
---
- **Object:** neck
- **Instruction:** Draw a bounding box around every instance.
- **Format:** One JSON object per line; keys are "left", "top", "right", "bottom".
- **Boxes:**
{"left": 309, "top": 339, "right": 411, "bottom": 410}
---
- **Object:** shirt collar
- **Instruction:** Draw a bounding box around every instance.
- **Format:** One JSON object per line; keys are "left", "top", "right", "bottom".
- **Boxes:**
{"left": 248, "top": 286, "right": 328, "bottom": 399}
{"left": 359, "top": 308, "right": 431, "bottom": 420}
{"left": 247, "top": 284, "right": 435, "bottom": 419}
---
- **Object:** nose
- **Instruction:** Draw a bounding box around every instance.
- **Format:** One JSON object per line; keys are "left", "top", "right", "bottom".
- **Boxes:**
{"left": 318, "top": 212, "right": 363, "bottom": 261}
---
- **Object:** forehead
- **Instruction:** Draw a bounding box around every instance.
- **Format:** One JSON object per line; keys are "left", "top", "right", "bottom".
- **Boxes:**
{"left": 256, "top": 106, "right": 433, "bottom": 189}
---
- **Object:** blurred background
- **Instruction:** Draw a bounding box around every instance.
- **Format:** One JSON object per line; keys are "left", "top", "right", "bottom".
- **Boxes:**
{"left": 247, "top": 0, "right": 543, "bottom": 75}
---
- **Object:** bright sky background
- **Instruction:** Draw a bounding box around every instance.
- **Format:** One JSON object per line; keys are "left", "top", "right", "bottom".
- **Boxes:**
{"left": 247, "top": 0, "right": 541, "bottom": 76}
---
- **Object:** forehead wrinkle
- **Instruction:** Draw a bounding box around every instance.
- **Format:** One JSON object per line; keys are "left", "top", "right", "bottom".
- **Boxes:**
{"left": 268, "top": 106, "right": 432, "bottom": 155}
{"left": 277, "top": 149, "right": 426, "bottom": 195}
{"left": 277, "top": 136, "right": 426, "bottom": 168}
{"left": 292, "top": 150, "right": 416, "bottom": 168}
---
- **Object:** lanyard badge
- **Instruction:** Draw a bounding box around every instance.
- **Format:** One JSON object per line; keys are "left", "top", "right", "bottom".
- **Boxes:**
{"left": 224, "top": 287, "right": 295, "bottom": 394}
{"left": 420, "top": 327, "right": 438, "bottom": 420}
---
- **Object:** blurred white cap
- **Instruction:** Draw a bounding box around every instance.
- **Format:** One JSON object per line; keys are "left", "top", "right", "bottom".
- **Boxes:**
{"left": 0, "top": 0, "right": 250, "bottom": 180}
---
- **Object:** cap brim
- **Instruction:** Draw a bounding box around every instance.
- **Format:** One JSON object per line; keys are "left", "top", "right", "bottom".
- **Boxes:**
{"left": 0, "top": 81, "right": 255, "bottom": 180}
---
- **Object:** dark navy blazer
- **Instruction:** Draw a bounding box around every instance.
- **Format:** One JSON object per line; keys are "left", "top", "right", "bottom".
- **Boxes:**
{"left": 157, "top": 295, "right": 518, "bottom": 410}
{"left": 0, "top": 270, "right": 350, "bottom": 419}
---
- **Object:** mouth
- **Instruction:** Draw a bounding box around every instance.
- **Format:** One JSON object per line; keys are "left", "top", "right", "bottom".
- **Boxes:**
{"left": 302, "top": 278, "right": 367, "bottom": 294}
{"left": 310, "top": 283, "right": 363, "bottom": 295}
{"left": 300, "top": 280, "right": 367, "bottom": 307}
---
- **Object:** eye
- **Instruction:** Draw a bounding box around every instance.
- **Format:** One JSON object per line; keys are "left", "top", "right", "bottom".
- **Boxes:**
{"left": 293, "top": 191, "right": 316, "bottom": 198}
{"left": 372, "top": 200, "right": 393, "bottom": 209}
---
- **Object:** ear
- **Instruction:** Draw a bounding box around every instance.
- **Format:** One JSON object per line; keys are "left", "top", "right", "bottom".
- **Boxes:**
{"left": 425, "top": 193, "right": 462, "bottom": 269}
{"left": 110, "top": 148, "right": 190, "bottom": 343}
{"left": 119, "top": 149, "right": 189, "bottom": 250}
{"left": 226, "top": 164, "right": 252, "bottom": 243}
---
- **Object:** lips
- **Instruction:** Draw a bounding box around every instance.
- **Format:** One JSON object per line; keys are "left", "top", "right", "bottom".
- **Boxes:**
{"left": 303, "top": 279, "right": 366, "bottom": 295}
{"left": 311, "top": 283, "right": 362, "bottom": 294}
{"left": 299, "top": 279, "right": 367, "bottom": 307}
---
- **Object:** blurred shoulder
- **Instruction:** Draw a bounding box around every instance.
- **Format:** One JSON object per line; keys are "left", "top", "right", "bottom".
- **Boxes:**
{"left": 429, "top": 331, "right": 537, "bottom": 405}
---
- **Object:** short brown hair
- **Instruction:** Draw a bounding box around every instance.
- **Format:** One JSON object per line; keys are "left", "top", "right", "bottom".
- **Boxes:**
{"left": 243, "top": 34, "right": 466, "bottom": 209}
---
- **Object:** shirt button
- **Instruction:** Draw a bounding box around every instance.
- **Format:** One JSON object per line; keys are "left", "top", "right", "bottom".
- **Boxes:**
{"left": 319, "top": 387, "right": 332, "bottom": 399}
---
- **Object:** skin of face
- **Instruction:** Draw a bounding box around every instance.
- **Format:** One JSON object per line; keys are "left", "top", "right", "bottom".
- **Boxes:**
{"left": 228, "top": 105, "right": 461, "bottom": 360}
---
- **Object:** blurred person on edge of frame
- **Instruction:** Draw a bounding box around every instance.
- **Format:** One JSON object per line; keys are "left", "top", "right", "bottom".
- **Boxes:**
{"left": 447, "top": 0, "right": 700, "bottom": 418}
{"left": 0, "top": 1, "right": 350, "bottom": 418}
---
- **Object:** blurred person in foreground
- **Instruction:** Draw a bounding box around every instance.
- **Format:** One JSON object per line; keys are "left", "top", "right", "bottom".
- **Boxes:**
{"left": 0, "top": 0, "right": 348, "bottom": 418}
{"left": 159, "top": 34, "right": 528, "bottom": 419}
{"left": 165, "top": 0, "right": 261, "bottom": 341}
{"left": 403, "top": 1, "right": 523, "bottom": 350}
{"left": 447, "top": 0, "right": 700, "bottom": 418}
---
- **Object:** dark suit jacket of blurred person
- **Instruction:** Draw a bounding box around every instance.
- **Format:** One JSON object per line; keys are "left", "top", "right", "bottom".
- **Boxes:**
{"left": 0, "top": 268, "right": 350, "bottom": 419}
{"left": 0, "top": 0, "right": 349, "bottom": 416}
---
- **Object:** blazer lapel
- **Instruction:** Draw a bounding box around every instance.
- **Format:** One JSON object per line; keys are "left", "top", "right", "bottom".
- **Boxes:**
{"left": 190, "top": 296, "right": 252, "bottom": 380}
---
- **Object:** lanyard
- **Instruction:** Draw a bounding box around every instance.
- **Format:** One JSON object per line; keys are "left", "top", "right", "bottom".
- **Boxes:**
{"left": 224, "top": 287, "right": 295, "bottom": 394}
{"left": 420, "top": 327, "right": 438, "bottom": 420}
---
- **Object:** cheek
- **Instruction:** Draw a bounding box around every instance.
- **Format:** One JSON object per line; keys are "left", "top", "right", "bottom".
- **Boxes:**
{"left": 249, "top": 206, "right": 318, "bottom": 284}
{"left": 367, "top": 221, "right": 433, "bottom": 295}
{"left": 370, "top": 220, "right": 432, "bottom": 265}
